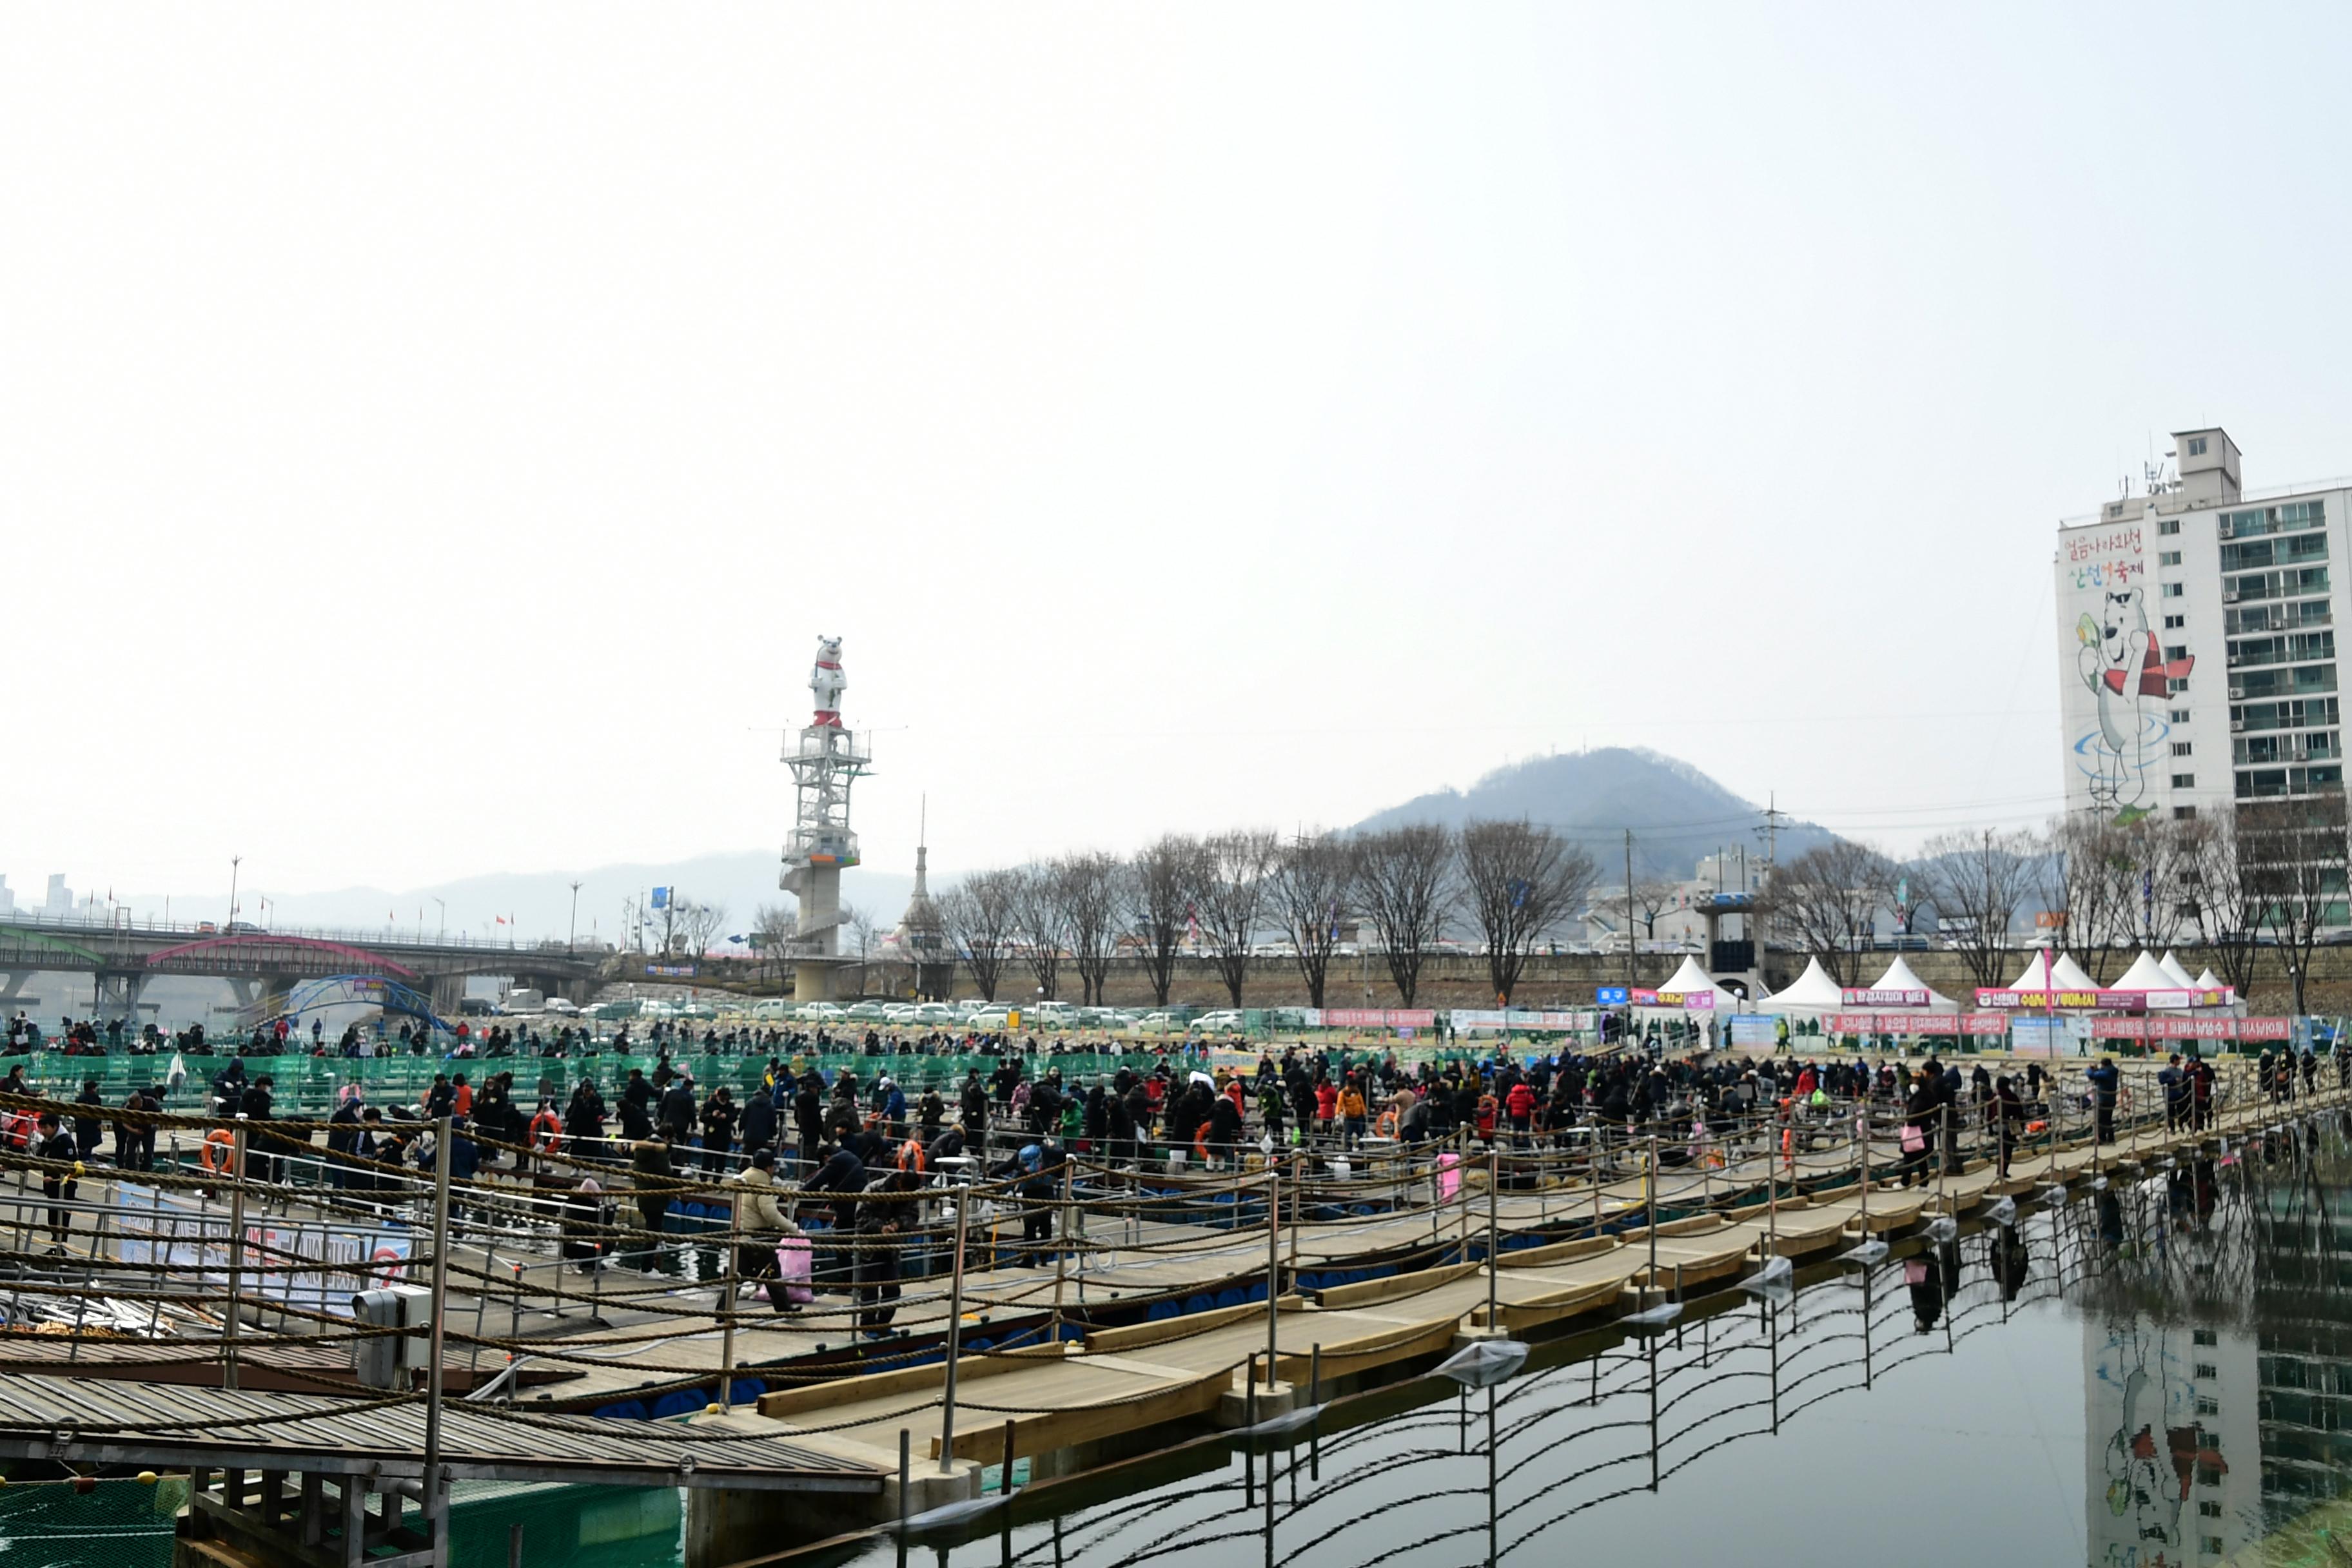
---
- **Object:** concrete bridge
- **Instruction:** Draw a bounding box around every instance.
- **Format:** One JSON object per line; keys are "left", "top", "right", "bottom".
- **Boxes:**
{"left": 0, "top": 918, "right": 607, "bottom": 1021}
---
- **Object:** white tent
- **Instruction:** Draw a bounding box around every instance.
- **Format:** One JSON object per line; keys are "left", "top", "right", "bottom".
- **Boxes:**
{"left": 2051, "top": 952, "right": 2100, "bottom": 990}
{"left": 1860, "top": 954, "right": 1959, "bottom": 1012}
{"left": 2007, "top": 951, "right": 2059, "bottom": 992}
{"left": 2158, "top": 950, "right": 2198, "bottom": 988}
{"left": 1758, "top": 956, "right": 1845, "bottom": 1015}
{"left": 2193, "top": 968, "right": 2225, "bottom": 992}
{"left": 1652, "top": 954, "right": 1723, "bottom": 1004}
{"left": 2110, "top": 950, "right": 2190, "bottom": 1003}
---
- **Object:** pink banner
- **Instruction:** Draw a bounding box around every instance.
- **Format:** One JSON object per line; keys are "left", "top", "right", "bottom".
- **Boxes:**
{"left": 2088, "top": 1016, "right": 2290, "bottom": 1042}
{"left": 1322, "top": 1008, "right": 1438, "bottom": 1030}
{"left": 1840, "top": 988, "right": 1930, "bottom": 1007}
{"left": 1976, "top": 988, "right": 2149, "bottom": 1012}
{"left": 1828, "top": 1012, "right": 2010, "bottom": 1037}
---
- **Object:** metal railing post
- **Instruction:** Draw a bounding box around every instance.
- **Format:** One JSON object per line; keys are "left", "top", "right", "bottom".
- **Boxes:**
{"left": 223, "top": 1122, "right": 249, "bottom": 1392}
{"left": 939, "top": 1198, "right": 968, "bottom": 1475}
{"left": 420, "top": 1115, "right": 453, "bottom": 1547}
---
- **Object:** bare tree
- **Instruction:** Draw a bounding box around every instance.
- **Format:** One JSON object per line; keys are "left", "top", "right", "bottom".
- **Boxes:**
{"left": 1196, "top": 828, "right": 1279, "bottom": 1007}
{"left": 1757, "top": 840, "right": 1894, "bottom": 985}
{"left": 2179, "top": 813, "right": 2264, "bottom": 997}
{"left": 1353, "top": 825, "right": 1453, "bottom": 1006}
{"left": 840, "top": 902, "right": 884, "bottom": 997}
{"left": 1004, "top": 866, "right": 1070, "bottom": 1002}
{"left": 1455, "top": 819, "right": 1600, "bottom": 1004}
{"left": 1912, "top": 828, "right": 2042, "bottom": 989}
{"left": 1055, "top": 852, "right": 1128, "bottom": 1007}
{"left": 1266, "top": 830, "right": 1356, "bottom": 1009}
{"left": 752, "top": 900, "right": 798, "bottom": 986}
{"left": 939, "top": 870, "right": 1020, "bottom": 1003}
{"left": 2041, "top": 816, "right": 2137, "bottom": 981}
{"left": 2242, "top": 793, "right": 2351, "bottom": 1014}
{"left": 673, "top": 899, "right": 729, "bottom": 961}
{"left": 1591, "top": 879, "right": 1679, "bottom": 945}
{"left": 1128, "top": 835, "right": 1205, "bottom": 1008}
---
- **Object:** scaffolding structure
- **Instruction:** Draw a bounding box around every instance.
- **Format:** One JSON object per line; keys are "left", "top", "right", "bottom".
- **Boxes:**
{"left": 779, "top": 636, "right": 871, "bottom": 1002}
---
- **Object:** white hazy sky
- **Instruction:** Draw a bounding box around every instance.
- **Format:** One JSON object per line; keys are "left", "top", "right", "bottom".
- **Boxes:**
{"left": 10, "top": 4, "right": 2352, "bottom": 904}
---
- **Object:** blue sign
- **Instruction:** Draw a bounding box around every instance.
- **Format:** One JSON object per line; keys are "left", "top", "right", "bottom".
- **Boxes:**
{"left": 1595, "top": 986, "right": 1630, "bottom": 1006}
{"left": 651, "top": 887, "right": 671, "bottom": 910}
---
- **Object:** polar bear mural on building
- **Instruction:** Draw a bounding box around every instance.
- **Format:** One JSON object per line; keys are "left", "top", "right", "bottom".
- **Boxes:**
{"left": 2074, "top": 586, "right": 2194, "bottom": 823}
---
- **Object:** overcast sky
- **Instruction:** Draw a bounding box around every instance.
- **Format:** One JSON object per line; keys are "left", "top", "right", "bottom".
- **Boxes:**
{"left": 10, "top": 4, "right": 2352, "bottom": 905}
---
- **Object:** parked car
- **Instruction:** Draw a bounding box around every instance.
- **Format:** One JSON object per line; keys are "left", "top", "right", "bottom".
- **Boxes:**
{"left": 1133, "top": 1012, "right": 1179, "bottom": 1032}
{"left": 969, "top": 1007, "right": 1013, "bottom": 1030}
{"left": 1190, "top": 1010, "right": 1246, "bottom": 1034}
{"left": 845, "top": 1001, "right": 891, "bottom": 1022}
{"left": 798, "top": 1002, "right": 848, "bottom": 1023}
{"left": 545, "top": 997, "right": 580, "bottom": 1017}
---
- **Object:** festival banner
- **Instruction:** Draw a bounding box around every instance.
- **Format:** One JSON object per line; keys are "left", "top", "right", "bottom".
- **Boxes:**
{"left": 1839, "top": 988, "right": 1930, "bottom": 1008}
{"left": 1828, "top": 1012, "right": 2010, "bottom": 1037}
{"left": 1320, "top": 1008, "right": 1437, "bottom": 1030}
{"left": 2090, "top": 1016, "right": 2290, "bottom": 1043}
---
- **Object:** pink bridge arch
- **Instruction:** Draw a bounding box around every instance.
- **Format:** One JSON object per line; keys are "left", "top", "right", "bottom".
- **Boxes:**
{"left": 144, "top": 934, "right": 421, "bottom": 981}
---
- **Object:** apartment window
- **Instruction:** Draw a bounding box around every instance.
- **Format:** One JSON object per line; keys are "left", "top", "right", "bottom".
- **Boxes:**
{"left": 2195, "top": 1362, "right": 2219, "bottom": 1380}
{"left": 2195, "top": 1395, "right": 2219, "bottom": 1416}
{"left": 2173, "top": 805, "right": 2198, "bottom": 820}
{"left": 2195, "top": 1329, "right": 2218, "bottom": 1346}
{"left": 2165, "top": 583, "right": 2185, "bottom": 598}
{"left": 2171, "top": 709, "right": 2191, "bottom": 723}
{"left": 2198, "top": 1463, "right": 2222, "bottom": 1487}
{"left": 2161, "top": 518, "right": 2182, "bottom": 535}
{"left": 2167, "top": 644, "right": 2190, "bottom": 661}
{"left": 2161, "top": 550, "right": 2184, "bottom": 566}
{"left": 2166, "top": 614, "right": 2186, "bottom": 629}
{"left": 2170, "top": 678, "right": 2191, "bottom": 693}
{"left": 2172, "top": 773, "right": 2196, "bottom": 787}
{"left": 2200, "top": 1502, "right": 2222, "bottom": 1519}
{"left": 2172, "top": 741, "right": 2193, "bottom": 756}
{"left": 2189, "top": 436, "right": 2209, "bottom": 456}
{"left": 2204, "top": 1537, "right": 2226, "bottom": 1556}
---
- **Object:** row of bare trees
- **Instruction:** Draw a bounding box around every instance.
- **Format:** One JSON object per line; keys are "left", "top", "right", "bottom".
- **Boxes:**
{"left": 932, "top": 821, "right": 1602, "bottom": 1008}
{"left": 1761, "top": 801, "right": 2351, "bottom": 1012}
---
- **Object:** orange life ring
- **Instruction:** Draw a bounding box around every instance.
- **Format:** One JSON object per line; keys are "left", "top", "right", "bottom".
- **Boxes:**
{"left": 201, "top": 1128, "right": 239, "bottom": 1175}
{"left": 1375, "top": 1110, "right": 1399, "bottom": 1139}
{"left": 529, "top": 1113, "right": 564, "bottom": 1154}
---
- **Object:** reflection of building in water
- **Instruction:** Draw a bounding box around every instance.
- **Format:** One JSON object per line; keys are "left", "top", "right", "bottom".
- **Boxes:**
{"left": 2084, "top": 1314, "right": 2261, "bottom": 1567}
{"left": 2251, "top": 1180, "right": 2352, "bottom": 1534}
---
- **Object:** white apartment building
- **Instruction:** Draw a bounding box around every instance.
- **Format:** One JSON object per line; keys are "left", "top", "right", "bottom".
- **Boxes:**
{"left": 2055, "top": 427, "right": 2344, "bottom": 825}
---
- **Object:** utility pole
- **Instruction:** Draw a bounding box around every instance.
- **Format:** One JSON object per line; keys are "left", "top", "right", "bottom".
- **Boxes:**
{"left": 1623, "top": 829, "right": 1636, "bottom": 994}
{"left": 1758, "top": 794, "right": 1787, "bottom": 879}
{"left": 568, "top": 881, "right": 583, "bottom": 954}
{"left": 228, "top": 856, "right": 240, "bottom": 929}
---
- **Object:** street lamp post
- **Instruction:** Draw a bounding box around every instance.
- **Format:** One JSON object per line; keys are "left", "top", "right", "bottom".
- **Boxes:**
{"left": 228, "top": 856, "right": 240, "bottom": 930}
{"left": 569, "top": 880, "right": 583, "bottom": 955}
{"left": 433, "top": 898, "right": 446, "bottom": 943}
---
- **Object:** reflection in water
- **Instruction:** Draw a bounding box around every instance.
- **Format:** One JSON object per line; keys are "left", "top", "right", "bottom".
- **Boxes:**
{"left": 828, "top": 1114, "right": 2352, "bottom": 1568}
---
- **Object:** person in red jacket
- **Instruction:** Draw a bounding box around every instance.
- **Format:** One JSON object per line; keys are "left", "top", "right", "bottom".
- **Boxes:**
{"left": 1313, "top": 1079, "right": 1339, "bottom": 1146}
{"left": 1504, "top": 1080, "right": 1538, "bottom": 1146}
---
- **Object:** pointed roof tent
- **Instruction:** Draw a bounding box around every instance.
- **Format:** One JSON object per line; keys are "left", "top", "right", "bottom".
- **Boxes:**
{"left": 2051, "top": 953, "right": 2099, "bottom": 990}
{"left": 1654, "top": 954, "right": 1721, "bottom": 999}
{"left": 1759, "top": 956, "right": 1846, "bottom": 1015}
{"left": 2007, "top": 950, "right": 2057, "bottom": 992}
{"left": 2193, "top": 968, "right": 2224, "bottom": 991}
{"left": 1863, "top": 954, "right": 1959, "bottom": 1012}
{"left": 2159, "top": 951, "right": 2198, "bottom": 988}
{"left": 2112, "top": 951, "right": 2179, "bottom": 992}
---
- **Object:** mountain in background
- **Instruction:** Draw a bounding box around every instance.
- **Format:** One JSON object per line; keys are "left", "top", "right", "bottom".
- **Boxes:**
{"left": 1349, "top": 747, "right": 1839, "bottom": 879}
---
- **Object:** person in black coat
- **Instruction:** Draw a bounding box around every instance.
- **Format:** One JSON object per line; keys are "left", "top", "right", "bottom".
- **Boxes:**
{"left": 740, "top": 1086, "right": 778, "bottom": 1161}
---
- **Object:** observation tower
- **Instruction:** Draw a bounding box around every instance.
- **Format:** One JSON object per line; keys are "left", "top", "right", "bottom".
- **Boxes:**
{"left": 781, "top": 635, "right": 871, "bottom": 1003}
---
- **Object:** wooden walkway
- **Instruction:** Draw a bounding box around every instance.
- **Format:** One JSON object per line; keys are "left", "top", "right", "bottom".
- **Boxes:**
{"left": 693, "top": 1092, "right": 2332, "bottom": 1481}
{"left": 0, "top": 1367, "right": 885, "bottom": 1493}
